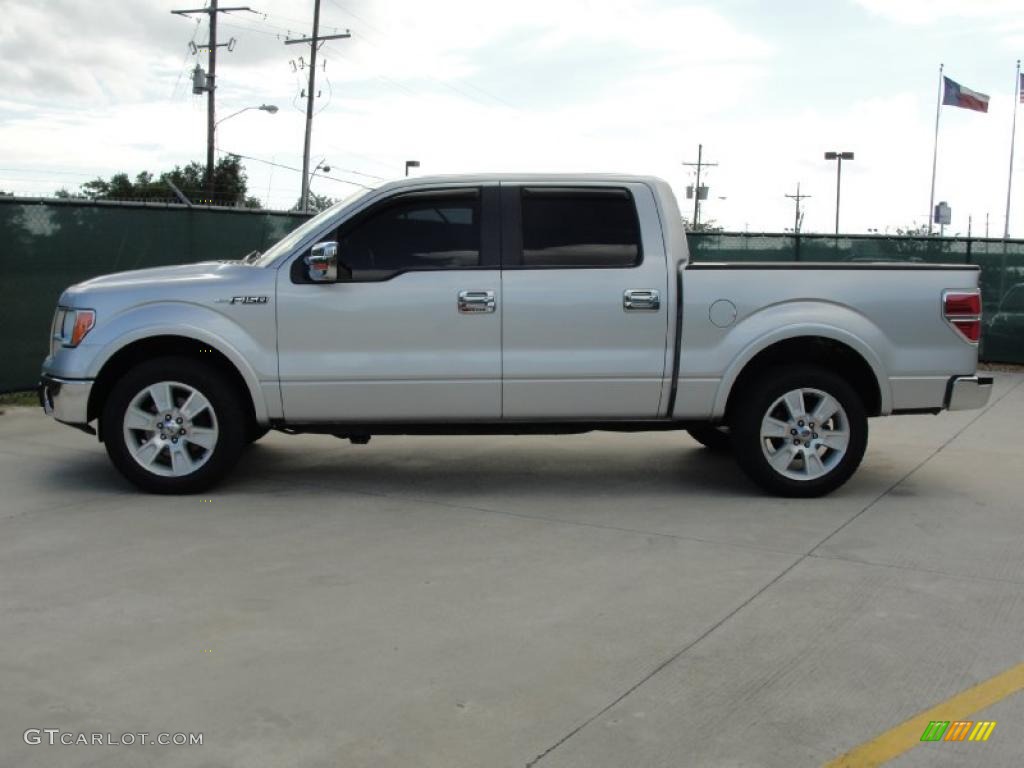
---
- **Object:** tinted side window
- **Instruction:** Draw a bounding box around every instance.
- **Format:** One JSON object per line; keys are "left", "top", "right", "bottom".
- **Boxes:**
{"left": 520, "top": 188, "right": 641, "bottom": 268}
{"left": 339, "top": 191, "right": 480, "bottom": 280}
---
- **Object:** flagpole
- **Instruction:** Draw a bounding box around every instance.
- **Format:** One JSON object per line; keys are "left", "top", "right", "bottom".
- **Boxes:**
{"left": 1004, "top": 59, "right": 1020, "bottom": 239}
{"left": 928, "top": 63, "right": 944, "bottom": 236}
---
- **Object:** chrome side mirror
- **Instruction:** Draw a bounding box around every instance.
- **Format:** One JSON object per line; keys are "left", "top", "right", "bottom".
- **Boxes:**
{"left": 305, "top": 241, "right": 339, "bottom": 282}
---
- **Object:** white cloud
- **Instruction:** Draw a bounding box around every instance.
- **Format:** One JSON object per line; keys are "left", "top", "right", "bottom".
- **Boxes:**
{"left": 853, "top": 0, "right": 1023, "bottom": 25}
{"left": 1, "top": 0, "right": 1020, "bottom": 235}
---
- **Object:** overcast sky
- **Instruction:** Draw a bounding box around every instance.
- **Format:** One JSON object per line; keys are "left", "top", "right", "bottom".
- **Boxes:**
{"left": 2, "top": 0, "right": 1023, "bottom": 235}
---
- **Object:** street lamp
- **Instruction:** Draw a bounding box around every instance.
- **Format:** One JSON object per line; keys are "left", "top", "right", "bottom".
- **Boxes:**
{"left": 405, "top": 160, "right": 420, "bottom": 177}
{"left": 215, "top": 103, "right": 279, "bottom": 129}
{"left": 303, "top": 157, "right": 332, "bottom": 212}
{"left": 824, "top": 151, "right": 854, "bottom": 235}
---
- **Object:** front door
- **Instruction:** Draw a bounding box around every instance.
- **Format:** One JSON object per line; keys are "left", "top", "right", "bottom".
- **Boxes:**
{"left": 499, "top": 182, "right": 670, "bottom": 419}
{"left": 277, "top": 185, "right": 502, "bottom": 422}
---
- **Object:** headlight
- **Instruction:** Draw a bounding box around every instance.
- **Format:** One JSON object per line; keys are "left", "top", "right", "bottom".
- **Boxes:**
{"left": 51, "top": 307, "right": 96, "bottom": 351}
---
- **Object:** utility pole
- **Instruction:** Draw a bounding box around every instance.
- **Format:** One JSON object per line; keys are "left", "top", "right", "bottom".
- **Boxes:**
{"left": 172, "top": 2, "right": 252, "bottom": 202}
{"left": 681, "top": 144, "right": 717, "bottom": 230}
{"left": 285, "top": 0, "right": 350, "bottom": 213}
{"left": 785, "top": 183, "right": 811, "bottom": 234}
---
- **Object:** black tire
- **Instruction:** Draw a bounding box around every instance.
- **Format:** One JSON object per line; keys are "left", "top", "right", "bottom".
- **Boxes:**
{"left": 730, "top": 365, "right": 868, "bottom": 498}
{"left": 686, "top": 424, "right": 732, "bottom": 452}
{"left": 101, "top": 356, "right": 247, "bottom": 494}
{"left": 247, "top": 424, "right": 271, "bottom": 444}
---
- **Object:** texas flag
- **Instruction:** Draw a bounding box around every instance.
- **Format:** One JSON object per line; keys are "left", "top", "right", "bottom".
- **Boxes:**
{"left": 942, "top": 76, "right": 989, "bottom": 112}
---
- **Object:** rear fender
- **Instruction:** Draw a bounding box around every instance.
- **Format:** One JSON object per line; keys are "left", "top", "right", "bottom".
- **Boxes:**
{"left": 711, "top": 302, "right": 892, "bottom": 418}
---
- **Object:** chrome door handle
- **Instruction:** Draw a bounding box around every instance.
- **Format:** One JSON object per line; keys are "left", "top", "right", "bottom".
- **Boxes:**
{"left": 623, "top": 289, "right": 660, "bottom": 311}
{"left": 458, "top": 290, "right": 496, "bottom": 314}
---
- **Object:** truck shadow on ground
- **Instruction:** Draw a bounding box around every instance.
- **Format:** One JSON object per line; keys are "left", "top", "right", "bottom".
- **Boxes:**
{"left": 32, "top": 437, "right": 899, "bottom": 502}
{"left": 226, "top": 440, "right": 772, "bottom": 500}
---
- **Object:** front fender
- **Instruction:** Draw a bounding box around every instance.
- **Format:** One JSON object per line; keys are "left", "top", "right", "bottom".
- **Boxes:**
{"left": 83, "top": 301, "right": 276, "bottom": 422}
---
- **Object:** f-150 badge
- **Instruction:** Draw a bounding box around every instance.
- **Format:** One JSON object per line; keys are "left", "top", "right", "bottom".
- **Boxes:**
{"left": 216, "top": 296, "right": 269, "bottom": 305}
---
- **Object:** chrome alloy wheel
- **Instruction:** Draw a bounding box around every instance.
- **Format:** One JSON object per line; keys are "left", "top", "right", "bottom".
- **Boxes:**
{"left": 122, "top": 381, "right": 219, "bottom": 477}
{"left": 759, "top": 387, "right": 850, "bottom": 482}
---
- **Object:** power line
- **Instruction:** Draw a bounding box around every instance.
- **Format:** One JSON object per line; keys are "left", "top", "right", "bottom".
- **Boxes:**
{"left": 170, "top": 15, "right": 203, "bottom": 100}
{"left": 321, "top": 0, "right": 520, "bottom": 112}
{"left": 216, "top": 148, "right": 376, "bottom": 190}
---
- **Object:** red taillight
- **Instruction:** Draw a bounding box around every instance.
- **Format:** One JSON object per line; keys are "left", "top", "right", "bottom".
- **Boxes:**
{"left": 944, "top": 292, "right": 980, "bottom": 316}
{"left": 943, "top": 290, "right": 982, "bottom": 343}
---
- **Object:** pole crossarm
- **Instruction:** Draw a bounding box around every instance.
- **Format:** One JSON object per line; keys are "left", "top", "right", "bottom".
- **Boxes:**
{"left": 172, "top": 6, "right": 252, "bottom": 14}
{"left": 285, "top": 32, "right": 351, "bottom": 45}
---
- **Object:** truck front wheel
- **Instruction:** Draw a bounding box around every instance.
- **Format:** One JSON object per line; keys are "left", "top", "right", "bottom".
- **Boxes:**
{"left": 101, "top": 357, "right": 246, "bottom": 494}
{"left": 686, "top": 424, "right": 732, "bottom": 452}
{"left": 731, "top": 365, "right": 867, "bottom": 497}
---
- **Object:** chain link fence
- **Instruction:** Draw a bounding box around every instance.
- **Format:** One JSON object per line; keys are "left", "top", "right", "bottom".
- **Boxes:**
{"left": 2, "top": 199, "right": 1021, "bottom": 392}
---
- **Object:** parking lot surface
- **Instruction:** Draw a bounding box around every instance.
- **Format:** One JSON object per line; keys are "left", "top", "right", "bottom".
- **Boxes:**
{"left": 2, "top": 373, "right": 1023, "bottom": 768}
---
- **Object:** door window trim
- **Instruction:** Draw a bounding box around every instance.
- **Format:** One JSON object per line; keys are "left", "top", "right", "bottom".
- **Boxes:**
{"left": 499, "top": 185, "right": 644, "bottom": 270}
{"left": 290, "top": 186, "right": 499, "bottom": 284}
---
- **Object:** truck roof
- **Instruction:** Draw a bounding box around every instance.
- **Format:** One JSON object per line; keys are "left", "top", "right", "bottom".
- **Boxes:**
{"left": 372, "top": 173, "right": 670, "bottom": 192}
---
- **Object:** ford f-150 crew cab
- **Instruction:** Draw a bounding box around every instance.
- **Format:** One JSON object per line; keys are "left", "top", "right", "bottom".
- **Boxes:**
{"left": 39, "top": 174, "right": 993, "bottom": 496}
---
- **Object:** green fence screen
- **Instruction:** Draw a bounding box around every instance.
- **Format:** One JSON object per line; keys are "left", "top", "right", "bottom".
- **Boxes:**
{"left": 2, "top": 199, "right": 1021, "bottom": 392}
{"left": 1, "top": 198, "right": 308, "bottom": 392}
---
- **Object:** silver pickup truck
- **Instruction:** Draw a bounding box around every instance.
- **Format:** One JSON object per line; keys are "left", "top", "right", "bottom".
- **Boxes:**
{"left": 39, "top": 174, "right": 992, "bottom": 497}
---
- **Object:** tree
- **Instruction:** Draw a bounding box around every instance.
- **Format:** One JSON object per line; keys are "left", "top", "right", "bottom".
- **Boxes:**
{"left": 893, "top": 222, "right": 931, "bottom": 237}
{"left": 70, "top": 155, "right": 261, "bottom": 208}
{"left": 293, "top": 191, "right": 336, "bottom": 214}
{"left": 682, "top": 217, "right": 724, "bottom": 233}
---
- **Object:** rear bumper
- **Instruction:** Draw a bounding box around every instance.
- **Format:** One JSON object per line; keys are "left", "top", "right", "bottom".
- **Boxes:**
{"left": 38, "top": 374, "right": 93, "bottom": 426}
{"left": 945, "top": 375, "right": 994, "bottom": 411}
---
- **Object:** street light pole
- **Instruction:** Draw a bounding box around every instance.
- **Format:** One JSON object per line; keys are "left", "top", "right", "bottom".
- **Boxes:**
{"left": 824, "top": 151, "right": 854, "bottom": 235}
{"left": 405, "top": 160, "right": 420, "bottom": 177}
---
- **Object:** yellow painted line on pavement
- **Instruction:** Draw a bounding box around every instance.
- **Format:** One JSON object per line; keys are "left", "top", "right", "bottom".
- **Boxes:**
{"left": 823, "top": 660, "right": 1024, "bottom": 768}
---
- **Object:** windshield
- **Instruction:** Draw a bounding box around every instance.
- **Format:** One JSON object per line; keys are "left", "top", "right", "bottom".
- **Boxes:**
{"left": 249, "top": 189, "right": 372, "bottom": 267}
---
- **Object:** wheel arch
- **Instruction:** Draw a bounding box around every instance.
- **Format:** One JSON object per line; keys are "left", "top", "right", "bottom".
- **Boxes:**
{"left": 87, "top": 334, "right": 263, "bottom": 437}
{"left": 718, "top": 331, "right": 888, "bottom": 422}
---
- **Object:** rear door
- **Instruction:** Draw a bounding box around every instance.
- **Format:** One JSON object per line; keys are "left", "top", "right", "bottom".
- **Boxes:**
{"left": 276, "top": 185, "right": 502, "bottom": 422}
{"left": 499, "top": 183, "right": 670, "bottom": 419}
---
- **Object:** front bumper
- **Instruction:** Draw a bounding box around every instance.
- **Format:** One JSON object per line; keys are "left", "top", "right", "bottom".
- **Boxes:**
{"left": 945, "top": 375, "right": 994, "bottom": 411}
{"left": 38, "top": 374, "right": 93, "bottom": 426}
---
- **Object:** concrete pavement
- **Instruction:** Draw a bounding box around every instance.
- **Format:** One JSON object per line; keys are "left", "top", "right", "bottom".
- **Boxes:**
{"left": 1, "top": 373, "right": 1022, "bottom": 767}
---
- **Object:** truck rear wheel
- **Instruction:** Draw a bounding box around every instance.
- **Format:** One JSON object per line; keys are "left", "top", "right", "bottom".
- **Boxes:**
{"left": 731, "top": 365, "right": 867, "bottom": 497}
{"left": 101, "top": 357, "right": 246, "bottom": 494}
